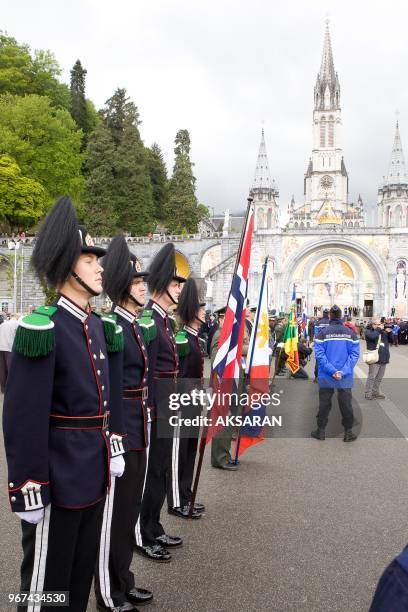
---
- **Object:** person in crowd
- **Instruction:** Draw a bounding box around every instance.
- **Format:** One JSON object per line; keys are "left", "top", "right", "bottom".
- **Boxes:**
{"left": 344, "top": 315, "right": 358, "bottom": 334}
{"left": 313, "top": 308, "right": 330, "bottom": 381}
{"left": 0, "top": 313, "right": 20, "bottom": 393}
{"left": 95, "top": 235, "right": 153, "bottom": 611}
{"left": 370, "top": 545, "right": 408, "bottom": 611}
{"left": 3, "top": 197, "right": 125, "bottom": 612}
{"left": 364, "top": 319, "right": 391, "bottom": 400}
{"left": 311, "top": 304, "right": 360, "bottom": 442}
{"left": 391, "top": 321, "right": 400, "bottom": 346}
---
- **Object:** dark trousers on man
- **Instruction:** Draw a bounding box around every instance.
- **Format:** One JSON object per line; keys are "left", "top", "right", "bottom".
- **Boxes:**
{"left": 137, "top": 418, "right": 173, "bottom": 546}
{"left": 317, "top": 387, "right": 354, "bottom": 430}
{"left": 95, "top": 450, "right": 146, "bottom": 608}
{"left": 168, "top": 435, "right": 199, "bottom": 509}
{"left": 20, "top": 501, "right": 104, "bottom": 612}
{"left": 0, "top": 350, "right": 11, "bottom": 393}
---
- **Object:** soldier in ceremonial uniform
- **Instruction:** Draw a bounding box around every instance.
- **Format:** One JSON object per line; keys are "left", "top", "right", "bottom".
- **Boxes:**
{"left": 135, "top": 243, "right": 186, "bottom": 562}
{"left": 168, "top": 277, "right": 206, "bottom": 519}
{"left": 3, "top": 197, "right": 125, "bottom": 612}
{"left": 95, "top": 235, "right": 153, "bottom": 611}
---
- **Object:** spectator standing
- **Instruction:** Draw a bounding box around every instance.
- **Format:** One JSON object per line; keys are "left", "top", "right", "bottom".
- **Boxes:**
{"left": 364, "top": 319, "right": 390, "bottom": 400}
{"left": 0, "top": 314, "right": 20, "bottom": 392}
{"left": 392, "top": 321, "right": 400, "bottom": 346}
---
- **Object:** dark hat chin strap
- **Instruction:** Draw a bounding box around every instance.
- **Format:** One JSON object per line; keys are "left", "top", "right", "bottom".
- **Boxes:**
{"left": 71, "top": 272, "right": 100, "bottom": 298}
{"left": 195, "top": 316, "right": 206, "bottom": 325}
{"left": 166, "top": 289, "right": 178, "bottom": 305}
{"left": 127, "top": 293, "right": 144, "bottom": 309}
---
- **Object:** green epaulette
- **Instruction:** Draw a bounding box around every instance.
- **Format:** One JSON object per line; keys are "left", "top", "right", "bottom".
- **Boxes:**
{"left": 175, "top": 329, "right": 189, "bottom": 357}
{"left": 138, "top": 309, "right": 157, "bottom": 346}
{"left": 101, "top": 313, "right": 124, "bottom": 353}
{"left": 14, "top": 305, "right": 57, "bottom": 357}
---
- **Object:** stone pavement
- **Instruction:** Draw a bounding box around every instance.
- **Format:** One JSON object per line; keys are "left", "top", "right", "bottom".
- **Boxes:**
{"left": 1, "top": 344, "right": 408, "bottom": 611}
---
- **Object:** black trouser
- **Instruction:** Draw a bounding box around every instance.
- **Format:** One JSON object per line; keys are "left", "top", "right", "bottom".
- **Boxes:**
{"left": 167, "top": 434, "right": 199, "bottom": 509}
{"left": 95, "top": 450, "right": 147, "bottom": 608}
{"left": 317, "top": 387, "right": 354, "bottom": 430}
{"left": 19, "top": 501, "right": 104, "bottom": 612}
{"left": 137, "top": 418, "right": 173, "bottom": 546}
{"left": 0, "top": 350, "right": 11, "bottom": 393}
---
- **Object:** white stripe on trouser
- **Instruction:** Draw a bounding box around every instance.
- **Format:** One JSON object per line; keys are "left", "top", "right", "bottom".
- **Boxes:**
{"left": 135, "top": 422, "right": 151, "bottom": 546}
{"left": 28, "top": 505, "right": 51, "bottom": 612}
{"left": 98, "top": 477, "right": 116, "bottom": 608}
{"left": 171, "top": 413, "right": 181, "bottom": 509}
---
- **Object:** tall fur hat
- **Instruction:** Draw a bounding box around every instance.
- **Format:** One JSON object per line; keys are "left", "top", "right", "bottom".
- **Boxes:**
{"left": 147, "top": 243, "right": 186, "bottom": 294}
{"left": 31, "top": 197, "right": 105, "bottom": 288}
{"left": 177, "top": 277, "right": 205, "bottom": 325}
{"left": 102, "top": 234, "right": 147, "bottom": 303}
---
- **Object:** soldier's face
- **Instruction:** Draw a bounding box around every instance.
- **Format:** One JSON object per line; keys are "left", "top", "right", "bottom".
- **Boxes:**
{"left": 167, "top": 280, "right": 182, "bottom": 304}
{"left": 74, "top": 254, "right": 103, "bottom": 295}
{"left": 197, "top": 306, "right": 206, "bottom": 322}
{"left": 130, "top": 278, "right": 145, "bottom": 305}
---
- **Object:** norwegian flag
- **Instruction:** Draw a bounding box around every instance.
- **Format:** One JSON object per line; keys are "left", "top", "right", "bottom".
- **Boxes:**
{"left": 212, "top": 204, "right": 254, "bottom": 379}
{"left": 206, "top": 203, "right": 254, "bottom": 444}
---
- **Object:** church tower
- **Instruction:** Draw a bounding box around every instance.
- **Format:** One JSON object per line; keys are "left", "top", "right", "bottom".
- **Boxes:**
{"left": 378, "top": 121, "right": 408, "bottom": 227}
{"left": 250, "top": 129, "right": 279, "bottom": 230}
{"left": 288, "top": 22, "right": 363, "bottom": 228}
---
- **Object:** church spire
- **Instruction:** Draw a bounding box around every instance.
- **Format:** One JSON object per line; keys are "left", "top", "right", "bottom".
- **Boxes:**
{"left": 384, "top": 121, "right": 408, "bottom": 186}
{"left": 314, "top": 20, "right": 340, "bottom": 111}
{"left": 252, "top": 128, "right": 277, "bottom": 192}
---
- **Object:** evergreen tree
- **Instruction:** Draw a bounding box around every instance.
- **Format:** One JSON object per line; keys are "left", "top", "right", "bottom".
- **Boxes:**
{"left": 102, "top": 88, "right": 139, "bottom": 146}
{"left": 145, "top": 143, "right": 168, "bottom": 222}
{"left": 165, "top": 129, "right": 200, "bottom": 233}
{"left": 82, "top": 123, "right": 118, "bottom": 234}
{"left": 70, "top": 60, "right": 88, "bottom": 135}
{"left": 114, "top": 120, "right": 154, "bottom": 235}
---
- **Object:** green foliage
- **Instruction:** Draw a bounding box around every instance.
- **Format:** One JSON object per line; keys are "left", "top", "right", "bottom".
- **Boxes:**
{"left": 114, "top": 121, "right": 155, "bottom": 235}
{"left": 70, "top": 60, "right": 88, "bottom": 136}
{"left": 0, "top": 33, "right": 70, "bottom": 108}
{"left": 102, "top": 88, "right": 139, "bottom": 145}
{"left": 83, "top": 123, "right": 118, "bottom": 234}
{"left": 145, "top": 143, "right": 168, "bottom": 222}
{"left": 0, "top": 155, "right": 46, "bottom": 230}
{"left": 39, "top": 277, "right": 57, "bottom": 305}
{"left": 165, "top": 129, "right": 201, "bottom": 233}
{"left": 0, "top": 94, "right": 84, "bottom": 206}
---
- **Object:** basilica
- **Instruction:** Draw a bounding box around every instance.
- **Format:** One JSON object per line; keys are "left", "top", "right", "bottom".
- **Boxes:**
{"left": 0, "top": 24, "right": 407, "bottom": 318}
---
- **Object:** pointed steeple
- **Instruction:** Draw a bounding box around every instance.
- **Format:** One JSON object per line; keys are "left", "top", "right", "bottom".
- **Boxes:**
{"left": 384, "top": 121, "right": 408, "bottom": 186}
{"left": 252, "top": 129, "right": 277, "bottom": 192}
{"left": 314, "top": 20, "right": 340, "bottom": 110}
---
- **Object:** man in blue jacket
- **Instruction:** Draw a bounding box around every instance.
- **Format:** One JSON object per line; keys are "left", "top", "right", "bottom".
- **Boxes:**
{"left": 311, "top": 304, "right": 360, "bottom": 442}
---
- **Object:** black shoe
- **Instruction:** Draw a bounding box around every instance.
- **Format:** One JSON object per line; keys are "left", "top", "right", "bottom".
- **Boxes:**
{"left": 134, "top": 543, "right": 172, "bottom": 562}
{"left": 190, "top": 501, "right": 205, "bottom": 513}
{"left": 126, "top": 587, "right": 153, "bottom": 605}
{"left": 168, "top": 505, "right": 202, "bottom": 519}
{"left": 97, "top": 602, "right": 140, "bottom": 612}
{"left": 344, "top": 429, "right": 357, "bottom": 442}
{"left": 156, "top": 534, "right": 183, "bottom": 548}
{"left": 373, "top": 393, "right": 386, "bottom": 399}
{"left": 213, "top": 463, "right": 238, "bottom": 471}
{"left": 311, "top": 428, "right": 325, "bottom": 441}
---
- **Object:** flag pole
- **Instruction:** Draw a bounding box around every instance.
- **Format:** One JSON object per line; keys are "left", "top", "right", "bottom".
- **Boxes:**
{"left": 233, "top": 256, "right": 269, "bottom": 463}
{"left": 188, "top": 196, "right": 254, "bottom": 517}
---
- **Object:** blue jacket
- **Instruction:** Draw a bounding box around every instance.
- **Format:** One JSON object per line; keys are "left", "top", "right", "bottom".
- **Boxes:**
{"left": 314, "top": 316, "right": 330, "bottom": 338}
{"left": 314, "top": 319, "right": 360, "bottom": 388}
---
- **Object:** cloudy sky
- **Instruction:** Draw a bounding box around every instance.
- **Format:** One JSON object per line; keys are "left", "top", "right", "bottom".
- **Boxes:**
{"left": 3, "top": 0, "right": 408, "bottom": 223}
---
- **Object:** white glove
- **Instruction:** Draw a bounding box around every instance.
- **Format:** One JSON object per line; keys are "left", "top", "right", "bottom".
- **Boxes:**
{"left": 16, "top": 508, "right": 45, "bottom": 524}
{"left": 110, "top": 454, "right": 125, "bottom": 478}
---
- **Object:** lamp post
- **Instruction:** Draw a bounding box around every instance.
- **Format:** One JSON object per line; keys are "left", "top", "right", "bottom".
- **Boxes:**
{"left": 20, "top": 243, "right": 24, "bottom": 312}
{"left": 7, "top": 240, "right": 20, "bottom": 313}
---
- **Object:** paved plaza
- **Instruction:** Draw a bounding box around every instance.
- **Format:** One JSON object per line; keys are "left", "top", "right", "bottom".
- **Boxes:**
{"left": 1, "top": 344, "right": 408, "bottom": 611}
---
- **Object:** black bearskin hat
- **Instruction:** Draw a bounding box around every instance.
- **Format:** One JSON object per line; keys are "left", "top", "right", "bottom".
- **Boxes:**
{"left": 32, "top": 197, "right": 105, "bottom": 288}
{"left": 102, "top": 235, "right": 147, "bottom": 303}
{"left": 147, "top": 243, "right": 186, "bottom": 294}
{"left": 177, "top": 277, "right": 205, "bottom": 325}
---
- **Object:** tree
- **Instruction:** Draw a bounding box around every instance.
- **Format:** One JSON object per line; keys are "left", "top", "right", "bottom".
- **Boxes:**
{"left": 82, "top": 123, "right": 118, "bottom": 234}
{"left": 70, "top": 60, "right": 88, "bottom": 132}
{"left": 0, "top": 155, "right": 45, "bottom": 230}
{"left": 102, "top": 88, "right": 139, "bottom": 146}
{"left": 115, "top": 122, "right": 154, "bottom": 235}
{"left": 0, "top": 33, "right": 70, "bottom": 108}
{"left": 165, "top": 129, "right": 201, "bottom": 233}
{"left": 0, "top": 94, "right": 84, "bottom": 206}
{"left": 145, "top": 143, "right": 168, "bottom": 222}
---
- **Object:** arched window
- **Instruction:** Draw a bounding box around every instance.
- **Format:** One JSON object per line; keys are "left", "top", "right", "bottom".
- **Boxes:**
{"left": 320, "top": 118, "right": 326, "bottom": 147}
{"left": 328, "top": 121, "right": 334, "bottom": 147}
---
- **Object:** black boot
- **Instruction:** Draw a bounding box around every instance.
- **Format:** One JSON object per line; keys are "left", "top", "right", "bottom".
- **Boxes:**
{"left": 311, "top": 428, "right": 325, "bottom": 440}
{"left": 344, "top": 429, "right": 357, "bottom": 442}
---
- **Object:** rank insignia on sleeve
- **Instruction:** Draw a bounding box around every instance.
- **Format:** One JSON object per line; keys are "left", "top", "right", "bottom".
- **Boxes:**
{"left": 14, "top": 306, "right": 57, "bottom": 357}
{"left": 175, "top": 329, "right": 190, "bottom": 357}
{"left": 138, "top": 309, "right": 157, "bottom": 346}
